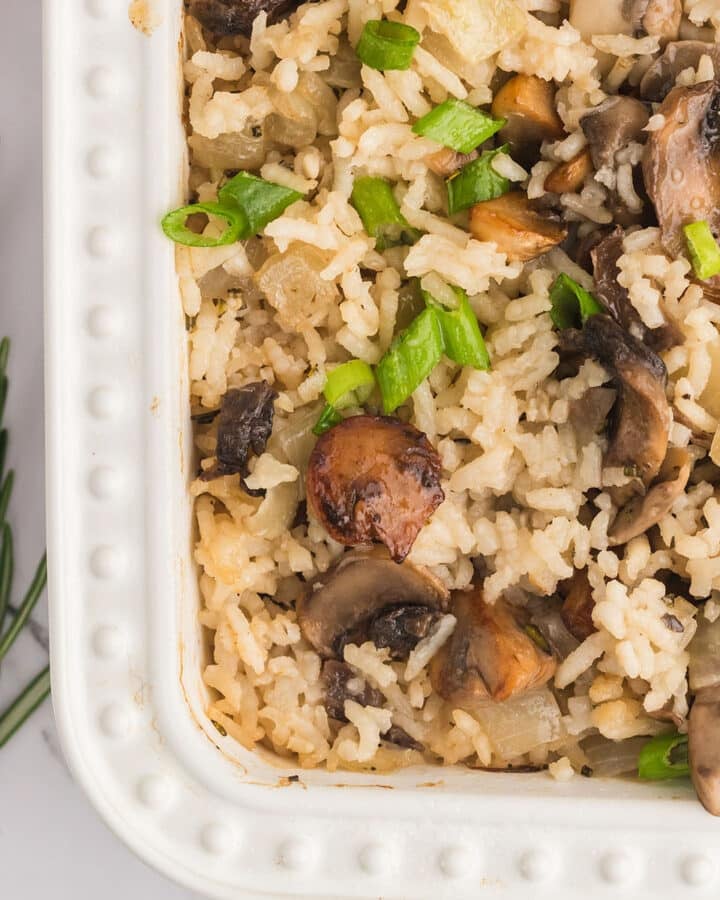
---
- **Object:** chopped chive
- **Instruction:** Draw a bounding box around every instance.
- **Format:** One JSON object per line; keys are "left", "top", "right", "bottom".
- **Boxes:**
{"left": 422, "top": 286, "right": 490, "bottom": 370}
{"left": 549, "top": 273, "right": 604, "bottom": 330}
{"left": 0, "top": 665, "right": 51, "bottom": 749}
{"left": 0, "top": 553, "right": 47, "bottom": 664}
{"left": 217, "top": 172, "right": 302, "bottom": 238}
{"left": 376, "top": 308, "right": 444, "bottom": 413}
{"left": 312, "top": 403, "right": 344, "bottom": 436}
{"left": 350, "top": 176, "right": 420, "bottom": 251}
{"left": 356, "top": 19, "right": 420, "bottom": 72}
{"left": 683, "top": 220, "right": 720, "bottom": 281}
{"left": 638, "top": 732, "right": 689, "bottom": 781}
{"left": 161, "top": 202, "right": 247, "bottom": 247}
{"left": 412, "top": 99, "right": 505, "bottom": 154}
{"left": 0, "top": 470, "right": 13, "bottom": 526}
{"left": 323, "top": 360, "right": 376, "bottom": 409}
{"left": 446, "top": 146, "right": 511, "bottom": 215}
{"left": 0, "top": 524, "right": 13, "bottom": 632}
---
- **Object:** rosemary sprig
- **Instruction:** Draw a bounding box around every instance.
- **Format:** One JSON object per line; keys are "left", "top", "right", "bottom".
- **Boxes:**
{"left": 0, "top": 337, "right": 50, "bottom": 745}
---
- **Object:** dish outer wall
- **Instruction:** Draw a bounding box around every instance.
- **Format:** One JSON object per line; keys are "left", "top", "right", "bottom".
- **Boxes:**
{"left": 44, "top": 1, "right": 720, "bottom": 896}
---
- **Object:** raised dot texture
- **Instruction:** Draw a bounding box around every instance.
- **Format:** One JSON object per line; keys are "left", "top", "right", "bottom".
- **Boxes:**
{"left": 519, "top": 848, "right": 557, "bottom": 883}
{"left": 88, "top": 465, "right": 121, "bottom": 499}
{"left": 92, "top": 625, "right": 125, "bottom": 659}
{"left": 137, "top": 775, "right": 173, "bottom": 810}
{"left": 86, "top": 146, "right": 116, "bottom": 179}
{"left": 438, "top": 846, "right": 473, "bottom": 879}
{"left": 87, "top": 386, "right": 121, "bottom": 419}
{"left": 90, "top": 545, "right": 125, "bottom": 579}
{"left": 277, "top": 838, "right": 315, "bottom": 871}
{"left": 682, "top": 854, "right": 716, "bottom": 886}
{"left": 99, "top": 704, "right": 131, "bottom": 738}
{"left": 200, "top": 823, "right": 235, "bottom": 856}
{"left": 86, "top": 304, "right": 120, "bottom": 339}
{"left": 87, "top": 226, "right": 114, "bottom": 258}
{"left": 85, "top": 0, "right": 110, "bottom": 17}
{"left": 358, "top": 843, "right": 392, "bottom": 875}
{"left": 86, "top": 66, "right": 118, "bottom": 99}
{"left": 600, "top": 851, "right": 636, "bottom": 885}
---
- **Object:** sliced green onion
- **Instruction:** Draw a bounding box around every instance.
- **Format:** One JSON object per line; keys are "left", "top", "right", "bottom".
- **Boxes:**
{"left": 161, "top": 202, "right": 246, "bottom": 247}
{"left": 356, "top": 19, "right": 420, "bottom": 71}
{"left": 376, "top": 308, "right": 444, "bottom": 413}
{"left": 312, "top": 404, "right": 344, "bottom": 436}
{"left": 218, "top": 172, "right": 302, "bottom": 238}
{"left": 683, "top": 220, "right": 720, "bottom": 281}
{"left": 423, "top": 286, "right": 490, "bottom": 370}
{"left": 412, "top": 99, "right": 505, "bottom": 154}
{"left": 638, "top": 732, "right": 689, "bottom": 781}
{"left": 350, "top": 177, "right": 420, "bottom": 251}
{"left": 0, "top": 665, "right": 51, "bottom": 749}
{"left": 323, "top": 360, "right": 376, "bottom": 408}
{"left": 549, "top": 273, "right": 604, "bottom": 330}
{"left": 446, "top": 146, "right": 511, "bottom": 215}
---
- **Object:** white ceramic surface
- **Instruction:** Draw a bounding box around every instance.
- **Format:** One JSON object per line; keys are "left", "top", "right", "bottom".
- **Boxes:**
{"left": 44, "top": 2, "right": 720, "bottom": 898}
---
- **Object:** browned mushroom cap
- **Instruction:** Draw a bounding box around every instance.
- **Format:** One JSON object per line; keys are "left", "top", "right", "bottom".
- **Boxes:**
{"left": 643, "top": 82, "right": 720, "bottom": 298}
{"left": 297, "top": 550, "right": 449, "bottom": 659}
{"left": 429, "top": 588, "right": 557, "bottom": 705}
{"left": 641, "top": 42, "right": 720, "bottom": 102}
{"left": 559, "top": 569, "right": 596, "bottom": 642}
{"left": 468, "top": 193, "right": 567, "bottom": 262}
{"left": 426, "top": 147, "right": 479, "bottom": 178}
{"left": 544, "top": 148, "right": 593, "bottom": 195}
{"left": 609, "top": 447, "right": 691, "bottom": 546}
{"left": 581, "top": 97, "right": 650, "bottom": 171}
{"left": 491, "top": 74, "right": 565, "bottom": 150}
{"left": 306, "top": 415, "right": 444, "bottom": 563}
{"left": 189, "top": 0, "right": 302, "bottom": 36}
{"left": 580, "top": 315, "right": 671, "bottom": 484}
{"left": 689, "top": 685, "right": 720, "bottom": 816}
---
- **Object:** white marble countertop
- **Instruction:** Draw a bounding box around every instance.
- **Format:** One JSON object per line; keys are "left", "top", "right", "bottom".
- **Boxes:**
{"left": 0, "top": 2, "right": 197, "bottom": 896}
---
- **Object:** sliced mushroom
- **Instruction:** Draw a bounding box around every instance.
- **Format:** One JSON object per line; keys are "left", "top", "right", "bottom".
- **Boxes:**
{"left": 643, "top": 81, "right": 720, "bottom": 300}
{"left": 579, "top": 315, "right": 671, "bottom": 484}
{"left": 306, "top": 415, "right": 444, "bottom": 563}
{"left": 429, "top": 588, "right": 557, "bottom": 705}
{"left": 689, "top": 685, "right": 720, "bottom": 816}
{"left": 200, "top": 381, "right": 277, "bottom": 493}
{"left": 491, "top": 75, "right": 565, "bottom": 152}
{"left": 544, "top": 148, "right": 593, "bottom": 194}
{"left": 592, "top": 228, "right": 682, "bottom": 352}
{"left": 297, "top": 550, "right": 449, "bottom": 659}
{"left": 426, "top": 147, "right": 479, "bottom": 178}
{"left": 581, "top": 97, "right": 650, "bottom": 171}
{"left": 469, "top": 192, "right": 567, "bottom": 261}
{"left": 321, "top": 660, "right": 384, "bottom": 721}
{"left": 189, "top": 0, "right": 302, "bottom": 36}
{"left": 609, "top": 447, "right": 691, "bottom": 545}
{"left": 568, "top": 387, "right": 617, "bottom": 447}
{"left": 559, "top": 569, "right": 596, "bottom": 642}
{"left": 641, "top": 42, "right": 720, "bottom": 102}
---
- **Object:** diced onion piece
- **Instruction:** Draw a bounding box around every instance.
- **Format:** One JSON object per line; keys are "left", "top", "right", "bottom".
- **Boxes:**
{"left": 421, "top": 0, "right": 527, "bottom": 63}
{"left": 412, "top": 99, "right": 505, "bottom": 154}
{"left": 356, "top": 19, "right": 421, "bottom": 72}
{"left": 472, "top": 688, "right": 564, "bottom": 761}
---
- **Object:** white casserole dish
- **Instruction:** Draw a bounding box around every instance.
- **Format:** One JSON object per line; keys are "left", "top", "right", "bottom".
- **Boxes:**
{"left": 44, "top": 1, "right": 720, "bottom": 896}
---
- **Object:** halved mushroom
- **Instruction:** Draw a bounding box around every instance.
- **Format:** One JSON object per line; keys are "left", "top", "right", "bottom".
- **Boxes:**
{"left": 642, "top": 81, "right": 720, "bottom": 299}
{"left": 491, "top": 75, "right": 565, "bottom": 152}
{"left": 581, "top": 97, "right": 650, "bottom": 172}
{"left": 580, "top": 315, "right": 671, "bottom": 484}
{"left": 559, "top": 569, "right": 596, "bottom": 642}
{"left": 189, "top": 0, "right": 302, "bottom": 36}
{"left": 689, "top": 686, "right": 720, "bottom": 816}
{"left": 429, "top": 588, "right": 557, "bottom": 705}
{"left": 544, "top": 148, "right": 593, "bottom": 195}
{"left": 426, "top": 147, "right": 479, "bottom": 178}
{"left": 609, "top": 447, "right": 691, "bottom": 545}
{"left": 297, "top": 550, "right": 449, "bottom": 659}
{"left": 468, "top": 193, "right": 567, "bottom": 261}
{"left": 306, "top": 415, "right": 444, "bottom": 563}
{"left": 641, "top": 42, "right": 720, "bottom": 102}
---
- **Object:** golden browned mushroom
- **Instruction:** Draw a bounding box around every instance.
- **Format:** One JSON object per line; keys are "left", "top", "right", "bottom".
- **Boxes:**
{"left": 306, "top": 415, "right": 444, "bottom": 563}
{"left": 559, "top": 569, "right": 596, "bottom": 642}
{"left": 641, "top": 41, "right": 720, "bottom": 102}
{"left": 580, "top": 315, "right": 671, "bottom": 484}
{"left": 491, "top": 74, "right": 565, "bottom": 150}
{"left": 426, "top": 147, "right": 479, "bottom": 178}
{"left": 429, "top": 588, "right": 557, "bottom": 705}
{"left": 609, "top": 447, "right": 691, "bottom": 545}
{"left": 189, "top": 0, "right": 302, "bottom": 35}
{"left": 468, "top": 193, "right": 567, "bottom": 261}
{"left": 643, "top": 81, "right": 720, "bottom": 300}
{"left": 297, "top": 550, "right": 449, "bottom": 659}
{"left": 544, "top": 148, "right": 593, "bottom": 195}
{"left": 689, "top": 686, "right": 720, "bottom": 816}
{"left": 581, "top": 97, "right": 650, "bottom": 172}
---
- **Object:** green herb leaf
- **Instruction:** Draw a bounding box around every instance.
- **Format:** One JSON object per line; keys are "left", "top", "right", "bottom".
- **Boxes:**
{"left": 312, "top": 403, "right": 344, "bottom": 436}
{"left": 350, "top": 177, "right": 420, "bottom": 250}
{"left": 356, "top": 19, "right": 420, "bottom": 71}
{"left": 0, "top": 470, "right": 14, "bottom": 526}
{"left": 161, "top": 202, "right": 247, "bottom": 247}
{"left": 422, "top": 285, "right": 490, "bottom": 370}
{"left": 0, "top": 524, "right": 13, "bottom": 633}
{"left": 638, "top": 732, "right": 690, "bottom": 781}
{"left": 446, "top": 146, "right": 511, "bottom": 215}
{"left": 683, "top": 220, "right": 720, "bottom": 281}
{"left": 549, "top": 273, "right": 604, "bottom": 330}
{"left": 0, "top": 553, "right": 47, "bottom": 664}
{"left": 218, "top": 172, "right": 302, "bottom": 238}
{"left": 376, "top": 308, "right": 444, "bottom": 413}
{"left": 412, "top": 99, "right": 505, "bottom": 154}
{"left": 0, "top": 665, "right": 51, "bottom": 749}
